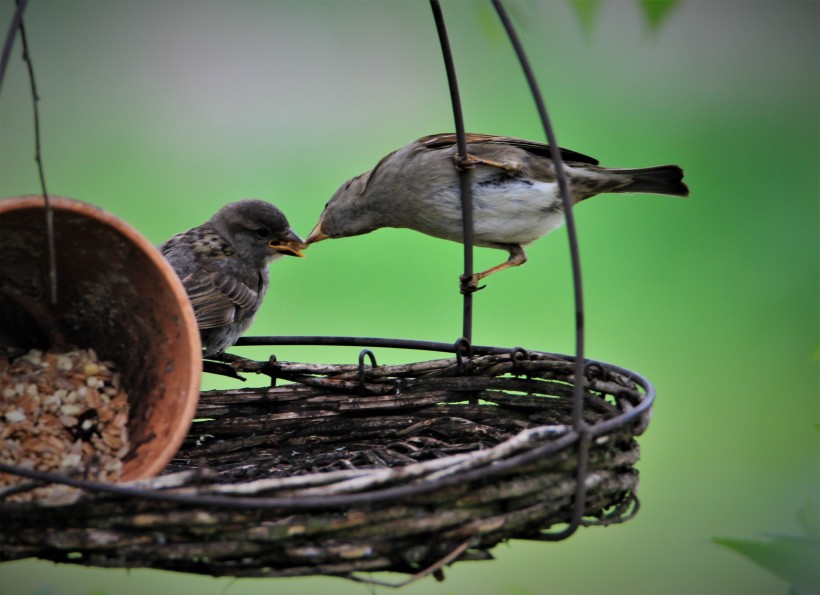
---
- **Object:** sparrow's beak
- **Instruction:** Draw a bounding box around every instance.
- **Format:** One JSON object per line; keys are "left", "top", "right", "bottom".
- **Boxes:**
{"left": 269, "top": 229, "right": 307, "bottom": 258}
{"left": 305, "top": 223, "right": 330, "bottom": 244}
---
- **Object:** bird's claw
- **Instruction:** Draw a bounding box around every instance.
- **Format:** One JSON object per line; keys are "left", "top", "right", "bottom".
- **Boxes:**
{"left": 459, "top": 274, "right": 486, "bottom": 295}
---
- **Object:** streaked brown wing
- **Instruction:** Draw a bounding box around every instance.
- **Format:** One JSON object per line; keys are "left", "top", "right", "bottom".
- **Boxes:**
{"left": 417, "top": 132, "right": 600, "bottom": 165}
{"left": 182, "top": 270, "right": 259, "bottom": 330}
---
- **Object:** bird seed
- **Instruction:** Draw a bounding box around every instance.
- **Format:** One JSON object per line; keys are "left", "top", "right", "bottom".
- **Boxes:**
{"left": 0, "top": 347, "right": 131, "bottom": 501}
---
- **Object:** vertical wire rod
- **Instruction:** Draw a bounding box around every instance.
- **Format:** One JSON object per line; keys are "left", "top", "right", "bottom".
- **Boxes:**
{"left": 492, "top": 0, "right": 588, "bottom": 540}
{"left": 16, "top": 1, "right": 57, "bottom": 305}
{"left": 0, "top": 0, "right": 27, "bottom": 93}
{"left": 429, "top": 0, "right": 474, "bottom": 344}
{"left": 2, "top": 1, "right": 56, "bottom": 304}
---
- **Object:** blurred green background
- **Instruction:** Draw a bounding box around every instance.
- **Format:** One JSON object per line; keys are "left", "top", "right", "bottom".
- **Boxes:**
{"left": 1, "top": 1, "right": 817, "bottom": 594}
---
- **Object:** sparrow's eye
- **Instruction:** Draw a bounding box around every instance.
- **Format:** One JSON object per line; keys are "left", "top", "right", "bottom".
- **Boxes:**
{"left": 254, "top": 227, "right": 270, "bottom": 240}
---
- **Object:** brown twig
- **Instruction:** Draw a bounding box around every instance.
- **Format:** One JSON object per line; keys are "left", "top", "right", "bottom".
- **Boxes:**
{"left": 345, "top": 540, "right": 472, "bottom": 588}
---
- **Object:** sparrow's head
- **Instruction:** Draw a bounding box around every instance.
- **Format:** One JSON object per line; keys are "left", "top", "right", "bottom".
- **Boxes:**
{"left": 305, "top": 174, "right": 385, "bottom": 244}
{"left": 210, "top": 199, "right": 305, "bottom": 266}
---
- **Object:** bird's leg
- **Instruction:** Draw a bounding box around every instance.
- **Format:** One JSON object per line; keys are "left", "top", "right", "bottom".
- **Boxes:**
{"left": 455, "top": 154, "right": 522, "bottom": 175}
{"left": 459, "top": 245, "right": 527, "bottom": 294}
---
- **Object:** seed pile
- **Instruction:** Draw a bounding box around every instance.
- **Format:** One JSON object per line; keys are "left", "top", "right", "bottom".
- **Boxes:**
{"left": 0, "top": 347, "right": 130, "bottom": 500}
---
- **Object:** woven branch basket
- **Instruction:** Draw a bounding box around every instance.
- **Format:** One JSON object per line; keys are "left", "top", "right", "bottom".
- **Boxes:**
{"left": 0, "top": 1, "right": 658, "bottom": 586}
{"left": 0, "top": 346, "right": 651, "bottom": 581}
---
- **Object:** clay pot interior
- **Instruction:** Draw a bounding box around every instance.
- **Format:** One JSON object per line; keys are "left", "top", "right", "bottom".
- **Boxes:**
{"left": 0, "top": 195, "right": 201, "bottom": 481}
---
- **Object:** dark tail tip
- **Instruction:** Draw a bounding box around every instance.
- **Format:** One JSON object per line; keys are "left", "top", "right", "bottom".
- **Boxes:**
{"left": 617, "top": 165, "right": 689, "bottom": 197}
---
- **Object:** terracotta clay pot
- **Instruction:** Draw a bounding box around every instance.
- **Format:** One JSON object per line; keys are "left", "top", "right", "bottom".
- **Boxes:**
{"left": 0, "top": 195, "right": 201, "bottom": 481}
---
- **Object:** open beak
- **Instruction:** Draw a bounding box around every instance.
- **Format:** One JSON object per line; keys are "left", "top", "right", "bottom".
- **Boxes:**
{"left": 269, "top": 229, "right": 307, "bottom": 258}
{"left": 305, "top": 222, "right": 330, "bottom": 244}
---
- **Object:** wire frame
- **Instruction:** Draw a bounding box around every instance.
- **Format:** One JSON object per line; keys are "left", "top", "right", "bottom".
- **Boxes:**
{"left": 429, "top": 0, "right": 589, "bottom": 539}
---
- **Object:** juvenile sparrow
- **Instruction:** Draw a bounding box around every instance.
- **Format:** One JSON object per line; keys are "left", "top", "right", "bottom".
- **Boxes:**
{"left": 160, "top": 199, "right": 305, "bottom": 356}
{"left": 306, "top": 133, "right": 688, "bottom": 292}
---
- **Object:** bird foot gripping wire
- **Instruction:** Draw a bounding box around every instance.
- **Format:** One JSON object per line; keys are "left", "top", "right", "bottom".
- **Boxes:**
{"left": 459, "top": 273, "right": 486, "bottom": 295}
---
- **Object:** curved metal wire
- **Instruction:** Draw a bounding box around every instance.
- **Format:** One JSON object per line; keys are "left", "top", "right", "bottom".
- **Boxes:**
{"left": 357, "top": 348, "right": 377, "bottom": 390}
{"left": 429, "top": 0, "right": 474, "bottom": 343}
{"left": 491, "top": 0, "right": 589, "bottom": 540}
{"left": 428, "top": 0, "right": 590, "bottom": 540}
{"left": 0, "top": 0, "right": 27, "bottom": 92}
{"left": 489, "top": 0, "right": 586, "bottom": 424}
{"left": 0, "top": 0, "right": 57, "bottom": 305}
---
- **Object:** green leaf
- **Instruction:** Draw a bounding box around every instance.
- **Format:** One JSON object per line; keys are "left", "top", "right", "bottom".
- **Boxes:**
{"left": 638, "top": 0, "right": 680, "bottom": 32}
{"left": 568, "top": 0, "right": 603, "bottom": 35}
{"left": 796, "top": 500, "right": 820, "bottom": 539}
{"left": 713, "top": 535, "right": 820, "bottom": 593}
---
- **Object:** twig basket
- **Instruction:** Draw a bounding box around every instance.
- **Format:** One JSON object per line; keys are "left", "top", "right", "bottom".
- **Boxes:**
{"left": 0, "top": 345, "right": 651, "bottom": 580}
{"left": 1, "top": 0, "right": 657, "bottom": 586}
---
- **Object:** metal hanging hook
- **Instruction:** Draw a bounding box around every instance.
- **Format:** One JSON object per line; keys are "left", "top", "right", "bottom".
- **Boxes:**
{"left": 358, "top": 348, "right": 378, "bottom": 391}
{"left": 454, "top": 337, "right": 472, "bottom": 373}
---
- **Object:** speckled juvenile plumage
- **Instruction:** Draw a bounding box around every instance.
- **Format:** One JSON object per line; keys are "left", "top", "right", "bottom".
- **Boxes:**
{"left": 160, "top": 200, "right": 305, "bottom": 356}
{"left": 306, "top": 133, "right": 688, "bottom": 291}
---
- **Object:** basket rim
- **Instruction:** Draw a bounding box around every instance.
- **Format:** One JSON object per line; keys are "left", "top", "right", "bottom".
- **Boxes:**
{"left": 0, "top": 339, "right": 653, "bottom": 511}
{"left": 233, "top": 335, "right": 656, "bottom": 437}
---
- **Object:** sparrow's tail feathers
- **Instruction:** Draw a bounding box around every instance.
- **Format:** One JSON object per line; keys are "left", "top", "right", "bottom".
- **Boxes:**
{"left": 610, "top": 165, "right": 689, "bottom": 197}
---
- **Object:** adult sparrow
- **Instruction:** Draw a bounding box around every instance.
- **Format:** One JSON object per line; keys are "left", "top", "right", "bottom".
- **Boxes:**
{"left": 160, "top": 199, "right": 305, "bottom": 356}
{"left": 306, "top": 133, "right": 688, "bottom": 292}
